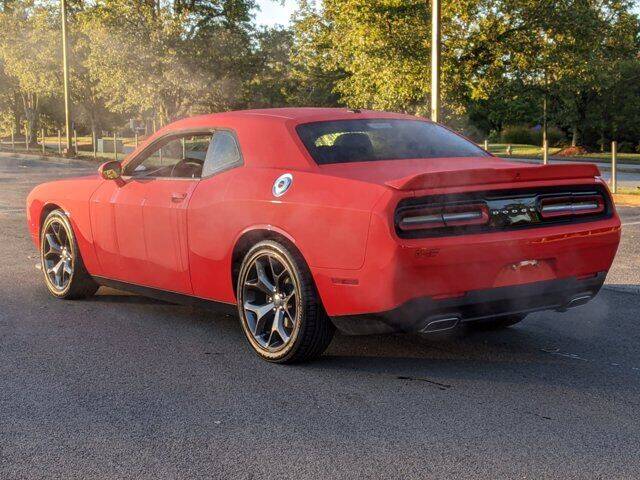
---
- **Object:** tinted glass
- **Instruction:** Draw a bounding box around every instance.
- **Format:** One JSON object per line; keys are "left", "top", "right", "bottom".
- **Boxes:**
{"left": 202, "top": 131, "right": 242, "bottom": 177}
{"left": 296, "top": 119, "right": 488, "bottom": 165}
{"left": 127, "top": 134, "right": 212, "bottom": 178}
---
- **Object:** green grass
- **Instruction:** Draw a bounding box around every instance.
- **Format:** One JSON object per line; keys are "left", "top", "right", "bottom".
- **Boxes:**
{"left": 485, "top": 143, "right": 563, "bottom": 157}
{"left": 4, "top": 138, "right": 640, "bottom": 166}
{"left": 616, "top": 187, "right": 640, "bottom": 195}
{"left": 483, "top": 143, "right": 640, "bottom": 164}
{"left": 41, "top": 136, "right": 140, "bottom": 148}
{"left": 0, "top": 135, "right": 141, "bottom": 162}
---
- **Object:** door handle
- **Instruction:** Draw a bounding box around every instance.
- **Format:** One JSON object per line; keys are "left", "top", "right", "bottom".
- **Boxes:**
{"left": 171, "top": 192, "right": 187, "bottom": 203}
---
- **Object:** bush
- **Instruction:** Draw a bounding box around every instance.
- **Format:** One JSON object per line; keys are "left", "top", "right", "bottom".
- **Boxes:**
{"left": 500, "top": 125, "right": 533, "bottom": 145}
{"left": 531, "top": 127, "right": 566, "bottom": 147}
{"left": 617, "top": 142, "right": 636, "bottom": 153}
{"left": 488, "top": 130, "right": 501, "bottom": 143}
{"left": 501, "top": 125, "right": 566, "bottom": 147}
{"left": 458, "top": 124, "right": 485, "bottom": 143}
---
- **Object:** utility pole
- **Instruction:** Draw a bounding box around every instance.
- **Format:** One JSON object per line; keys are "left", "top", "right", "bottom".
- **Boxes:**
{"left": 430, "top": 0, "right": 441, "bottom": 123}
{"left": 61, "top": 0, "right": 72, "bottom": 152}
{"left": 542, "top": 96, "right": 548, "bottom": 148}
{"left": 542, "top": 96, "right": 548, "bottom": 165}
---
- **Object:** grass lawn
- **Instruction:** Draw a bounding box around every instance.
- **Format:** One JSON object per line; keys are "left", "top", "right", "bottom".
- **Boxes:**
{"left": 0, "top": 136, "right": 142, "bottom": 162}
{"left": 617, "top": 186, "right": 640, "bottom": 195}
{"left": 42, "top": 136, "right": 141, "bottom": 148}
{"left": 3, "top": 138, "right": 640, "bottom": 166}
{"left": 485, "top": 143, "right": 640, "bottom": 164}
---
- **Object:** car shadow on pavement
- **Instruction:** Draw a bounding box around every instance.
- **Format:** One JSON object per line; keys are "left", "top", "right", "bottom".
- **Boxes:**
{"left": 85, "top": 286, "right": 638, "bottom": 392}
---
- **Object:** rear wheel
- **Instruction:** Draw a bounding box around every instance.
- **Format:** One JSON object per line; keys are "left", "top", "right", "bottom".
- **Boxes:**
{"left": 468, "top": 314, "right": 526, "bottom": 331}
{"left": 236, "top": 240, "right": 334, "bottom": 364}
{"left": 40, "top": 210, "right": 98, "bottom": 299}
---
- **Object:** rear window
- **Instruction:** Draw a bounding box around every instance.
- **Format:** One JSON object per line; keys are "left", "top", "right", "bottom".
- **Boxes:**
{"left": 296, "top": 119, "right": 488, "bottom": 165}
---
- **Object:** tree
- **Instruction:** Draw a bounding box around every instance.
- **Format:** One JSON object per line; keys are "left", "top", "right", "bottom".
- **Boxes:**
{"left": 288, "top": 0, "right": 640, "bottom": 146}
{"left": 0, "top": 2, "right": 60, "bottom": 142}
{"left": 245, "top": 27, "right": 295, "bottom": 108}
{"left": 286, "top": 0, "right": 343, "bottom": 107}
{"left": 81, "top": 0, "right": 256, "bottom": 126}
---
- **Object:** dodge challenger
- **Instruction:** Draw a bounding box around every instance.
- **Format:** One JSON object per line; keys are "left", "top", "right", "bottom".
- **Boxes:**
{"left": 27, "top": 108, "right": 621, "bottom": 363}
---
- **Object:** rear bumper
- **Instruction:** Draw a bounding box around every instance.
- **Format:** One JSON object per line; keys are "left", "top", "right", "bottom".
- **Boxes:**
{"left": 331, "top": 272, "right": 607, "bottom": 335}
{"left": 313, "top": 214, "right": 620, "bottom": 316}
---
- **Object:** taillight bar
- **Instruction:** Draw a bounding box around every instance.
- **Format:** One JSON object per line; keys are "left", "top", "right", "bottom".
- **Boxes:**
{"left": 398, "top": 204, "right": 489, "bottom": 231}
{"left": 540, "top": 194, "right": 604, "bottom": 219}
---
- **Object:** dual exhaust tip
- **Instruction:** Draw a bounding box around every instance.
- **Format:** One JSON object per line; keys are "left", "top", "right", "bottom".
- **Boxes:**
{"left": 419, "top": 292, "right": 594, "bottom": 334}
{"left": 420, "top": 316, "right": 460, "bottom": 334}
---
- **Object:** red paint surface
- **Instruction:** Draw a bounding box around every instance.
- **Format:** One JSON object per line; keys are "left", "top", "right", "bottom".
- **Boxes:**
{"left": 26, "top": 108, "right": 621, "bottom": 316}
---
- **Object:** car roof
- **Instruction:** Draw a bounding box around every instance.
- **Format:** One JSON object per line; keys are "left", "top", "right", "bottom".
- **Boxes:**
{"left": 165, "top": 108, "right": 424, "bottom": 129}
{"left": 129, "top": 108, "right": 430, "bottom": 171}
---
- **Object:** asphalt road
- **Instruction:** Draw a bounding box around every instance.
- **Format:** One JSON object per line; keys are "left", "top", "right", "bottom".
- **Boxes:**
{"left": 1, "top": 155, "right": 639, "bottom": 479}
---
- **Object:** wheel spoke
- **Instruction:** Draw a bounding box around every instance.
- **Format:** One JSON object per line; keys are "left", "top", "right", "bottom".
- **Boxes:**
{"left": 246, "top": 258, "right": 276, "bottom": 296}
{"left": 272, "top": 309, "right": 290, "bottom": 344}
{"left": 45, "top": 233, "right": 63, "bottom": 255}
{"left": 47, "top": 259, "right": 63, "bottom": 275}
{"left": 244, "top": 300, "right": 275, "bottom": 336}
{"left": 48, "top": 259, "right": 64, "bottom": 287}
{"left": 268, "top": 256, "right": 283, "bottom": 285}
{"left": 283, "top": 306, "right": 295, "bottom": 328}
{"left": 52, "top": 223, "right": 62, "bottom": 245}
{"left": 284, "top": 291, "right": 295, "bottom": 304}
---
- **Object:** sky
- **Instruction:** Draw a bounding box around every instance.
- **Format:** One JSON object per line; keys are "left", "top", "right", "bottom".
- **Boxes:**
{"left": 254, "top": 0, "right": 298, "bottom": 26}
{"left": 253, "top": 1, "right": 640, "bottom": 27}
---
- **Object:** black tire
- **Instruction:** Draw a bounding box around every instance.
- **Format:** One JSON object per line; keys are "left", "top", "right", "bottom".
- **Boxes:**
{"left": 40, "top": 210, "right": 99, "bottom": 300}
{"left": 467, "top": 314, "right": 526, "bottom": 331}
{"left": 236, "top": 240, "right": 335, "bottom": 364}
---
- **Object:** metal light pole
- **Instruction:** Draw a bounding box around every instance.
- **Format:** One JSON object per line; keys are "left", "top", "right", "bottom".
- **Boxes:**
{"left": 61, "top": 0, "right": 72, "bottom": 152}
{"left": 430, "top": 0, "right": 441, "bottom": 123}
{"left": 611, "top": 141, "right": 618, "bottom": 194}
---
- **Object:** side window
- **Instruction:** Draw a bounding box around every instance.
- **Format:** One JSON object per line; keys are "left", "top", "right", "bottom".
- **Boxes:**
{"left": 127, "top": 134, "right": 212, "bottom": 179}
{"left": 202, "top": 131, "right": 242, "bottom": 177}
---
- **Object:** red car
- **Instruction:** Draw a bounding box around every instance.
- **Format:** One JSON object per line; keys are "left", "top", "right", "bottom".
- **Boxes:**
{"left": 27, "top": 108, "right": 621, "bottom": 363}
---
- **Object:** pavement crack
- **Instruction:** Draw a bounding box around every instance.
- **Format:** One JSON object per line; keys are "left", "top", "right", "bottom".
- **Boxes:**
{"left": 396, "top": 375, "right": 452, "bottom": 390}
{"left": 522, "top": 411, "right": 552, "bottom": 421}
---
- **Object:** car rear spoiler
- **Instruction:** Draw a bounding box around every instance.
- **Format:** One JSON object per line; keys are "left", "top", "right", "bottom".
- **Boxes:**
{"left": 385, "top": 163, "right": 601, "bottom": 191}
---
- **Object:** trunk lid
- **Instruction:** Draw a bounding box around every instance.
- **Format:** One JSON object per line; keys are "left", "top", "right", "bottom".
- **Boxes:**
{"left": 318, "top": 157, "right": 601, "bottom": 190}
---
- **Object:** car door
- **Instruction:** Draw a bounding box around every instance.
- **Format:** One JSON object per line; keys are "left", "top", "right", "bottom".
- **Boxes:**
{"left": 188, "top": 129, "right": 244, "bottom": 301}
{"left": 91, "top": 131, "right": 213, "bottom": 294}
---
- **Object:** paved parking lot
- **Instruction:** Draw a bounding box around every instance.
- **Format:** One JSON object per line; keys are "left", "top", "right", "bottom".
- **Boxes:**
{"left": 1, "top": 154, "right": 639, "bottom": 479}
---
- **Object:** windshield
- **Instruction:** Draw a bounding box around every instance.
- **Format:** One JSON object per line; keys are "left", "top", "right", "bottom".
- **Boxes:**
{"left": 296, "top": 119, "right": 488, "bottom": 165}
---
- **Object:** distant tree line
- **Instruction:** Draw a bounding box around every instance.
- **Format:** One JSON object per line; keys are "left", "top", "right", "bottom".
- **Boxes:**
{"left": 1, "top": 0, "right": 639, "bottom": 151}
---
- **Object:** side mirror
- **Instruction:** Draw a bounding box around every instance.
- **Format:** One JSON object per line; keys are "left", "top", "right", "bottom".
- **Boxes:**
{"left": 99, "top": 161, "right": 122, "bottom": 181}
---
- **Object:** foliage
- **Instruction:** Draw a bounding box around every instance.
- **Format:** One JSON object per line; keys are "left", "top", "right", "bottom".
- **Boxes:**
{"left": 0, "top": 2, "right": 60, "bottom": 140}
{"left": 500, "top": 125, "right": 565, "bottom": 147}
{"left": 500, "top": 126, "right": 535, "bottom": 145}
{"left": 290, "top": 0, "right": 640, "bottom": 146}
{"left": 0, "top": 0, "right": 639, "bottom": 149}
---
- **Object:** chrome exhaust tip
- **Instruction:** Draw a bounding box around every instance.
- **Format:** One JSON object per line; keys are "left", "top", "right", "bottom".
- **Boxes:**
{"left": 557, "top": 293, "right": 593, "bottom": 312}
{"left": 420, "top": 316, "right": 460, "bottom": 334}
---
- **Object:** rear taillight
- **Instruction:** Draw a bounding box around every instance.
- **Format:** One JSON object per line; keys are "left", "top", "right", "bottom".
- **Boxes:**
{"left": 539, "top": 194, "right": 605, "bottom": 219}
{"left": 398, "top": 203, "right": 489, "bottom": 232}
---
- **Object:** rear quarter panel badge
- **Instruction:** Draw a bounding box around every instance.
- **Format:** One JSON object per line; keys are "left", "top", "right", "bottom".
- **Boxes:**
{"left": 273, "top": 173, "right": 293, "bottom": 197}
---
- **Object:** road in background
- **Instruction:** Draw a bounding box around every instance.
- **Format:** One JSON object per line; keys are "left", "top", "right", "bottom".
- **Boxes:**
{"left": 1, "top": 155, "right": 639, "bottom": 479}
{"left": 512, "top": 156, "right": 640, "bottom": 190}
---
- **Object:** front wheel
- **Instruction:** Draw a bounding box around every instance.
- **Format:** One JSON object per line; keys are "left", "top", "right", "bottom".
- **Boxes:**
{"left": 40, "top": 210, "right": 98, "bottom": 299}
{"left": 236, "top": 240, "right": 335, "bottom": 364}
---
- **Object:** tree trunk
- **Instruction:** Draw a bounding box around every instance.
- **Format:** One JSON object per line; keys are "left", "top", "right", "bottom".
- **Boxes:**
{"left": 21, "top": 92, "right": 39, "bottom": 144}
{"left": 10, "top": 92, "right": 21, "bottom": 134}
{"left": 571, "top": 125, "right": 579, "bottom": 147}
